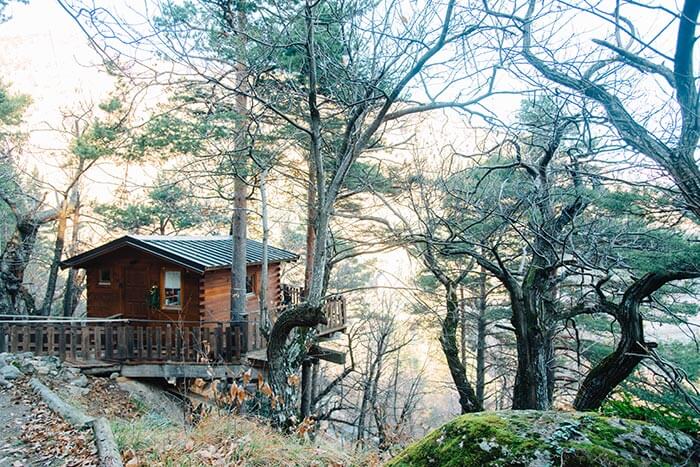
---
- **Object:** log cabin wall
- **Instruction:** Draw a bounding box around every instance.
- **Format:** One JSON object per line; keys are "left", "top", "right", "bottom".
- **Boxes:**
{"left": 84, "top": 246, "right": 200, "bottom": 322}
{"left": 200, "top": 263, "right": 282, "bottom": 322}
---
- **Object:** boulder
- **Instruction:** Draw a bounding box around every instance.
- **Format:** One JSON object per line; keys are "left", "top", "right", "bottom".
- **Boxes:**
{"left": 67, "top": 385, "right": 91, "bottom": 397}
{"left": 388, "top": 410, "right": 698, "bottom": 466}
{"left": 0, "top": 364, "right": 22, "bottom": 380}
{"left": 70, "top": 374, "right": 89, "bottom": 388}
{"left": 0, "top": 375, "right": 11, "bottom": 388}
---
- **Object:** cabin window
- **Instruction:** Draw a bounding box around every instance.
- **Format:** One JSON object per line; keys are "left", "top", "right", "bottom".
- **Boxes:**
{"left": 246, "top": 273, "right": 256, "bottom": 295}
{"left": 98, "top": 269, "right": 111, "bottom": 286}
{"left": 163, "top": 270, "right": 182, "bottom": 309}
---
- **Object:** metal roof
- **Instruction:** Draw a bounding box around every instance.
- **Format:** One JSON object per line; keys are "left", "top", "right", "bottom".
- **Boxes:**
{"left": 61, "top": 235, "right": 299, "bottom": 274}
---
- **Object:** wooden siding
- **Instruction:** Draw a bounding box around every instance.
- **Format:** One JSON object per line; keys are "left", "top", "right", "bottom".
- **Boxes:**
{"left": 200, "top": 263, "right": 282, "bottom": 322}
{"left": 84, "top": 246, "right": 201, "bottom": 322}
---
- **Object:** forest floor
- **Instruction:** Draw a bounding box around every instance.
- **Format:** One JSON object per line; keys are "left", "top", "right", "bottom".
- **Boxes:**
{"left": 0, "top": 377, "right": 98, "bottom": 466}
{"left": 0, "top": 351, "right": 381, "bottom": 466}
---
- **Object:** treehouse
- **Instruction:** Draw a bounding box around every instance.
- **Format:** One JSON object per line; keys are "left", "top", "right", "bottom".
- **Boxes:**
{"left": 60, "top": 235, "right": 298, "bottom": 323}
{"left": 0, "top": 235, "right": 346, "bottom": 378}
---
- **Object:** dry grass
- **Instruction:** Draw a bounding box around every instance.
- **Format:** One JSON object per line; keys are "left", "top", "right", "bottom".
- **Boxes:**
{"left": 112, "top": 412, "right": 382, "bottom": 466}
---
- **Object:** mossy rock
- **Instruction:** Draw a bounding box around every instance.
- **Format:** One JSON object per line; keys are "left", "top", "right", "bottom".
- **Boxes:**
{"left": 388, "top": 410, "right": 698, "bottom": 466}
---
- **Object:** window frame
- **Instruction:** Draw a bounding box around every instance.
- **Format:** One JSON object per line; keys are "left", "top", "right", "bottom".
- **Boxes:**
{"left": 246, "top": 272, "right": 258, "bottom": 297}
{"left": 98, "top": 268, "right": 111, "bottom": 286}
{"left": 161, "top": 268, "right": 183, "bottom": 310}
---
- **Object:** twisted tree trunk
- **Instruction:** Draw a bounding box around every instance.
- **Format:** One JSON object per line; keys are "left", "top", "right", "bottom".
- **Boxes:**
{"left": 574, "top": 272, "right": 700, "bottom": 410}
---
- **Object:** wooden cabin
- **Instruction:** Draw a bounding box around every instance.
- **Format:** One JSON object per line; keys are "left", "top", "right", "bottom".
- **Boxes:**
{"left": 0, "top": 235, "right": 346, "bottom": 375}
{"left": 60, "top": 235, "right": 298, "bottom": 324}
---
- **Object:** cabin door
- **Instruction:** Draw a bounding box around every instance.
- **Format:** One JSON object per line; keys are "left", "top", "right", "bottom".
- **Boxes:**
{"left": 122, "top": 265, "right": 150, "bottom": 319}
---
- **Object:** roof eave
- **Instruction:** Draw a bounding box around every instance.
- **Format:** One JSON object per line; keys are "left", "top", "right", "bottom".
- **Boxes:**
{"left": 61, "top": 237, "right": 207, "bottom": 274}
{"left": 203, "top": 255, "right": 300, "bottom": 272}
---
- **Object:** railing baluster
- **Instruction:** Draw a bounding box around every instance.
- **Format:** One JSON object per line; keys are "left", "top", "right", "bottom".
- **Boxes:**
{"left": 146, "top": 327, "right": 152, "bottom": 361}
{"left": 155, "top": 327, "right": 162, "bottom": 361}
{"left": 0, "top": 324, "right": 5, "bottom": 353}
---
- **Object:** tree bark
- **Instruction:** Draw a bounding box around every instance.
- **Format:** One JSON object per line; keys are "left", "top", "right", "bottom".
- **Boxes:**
{"left": 229, "top": 4, "right": 249, "bottom": 323}
{"left": 573, "top": 272, "right": 699, "bottom": 410}
{"left": 62, "top": 191, "right": 82, "bottom": 317}
{"left": 510, "top": 277, "right": 555, "bottom": 410}
{"left": 230, "top": 175, "right": 247, "bottom": 321}
{"left": 259, "top": 167, "right": 270, "bottom": 330}
{"left": 267, "top": 303, "right": 327, "bottom": 397}
{"left": 440, "top": 282, "right": 481, "bottom": 413}
{"left": 300, "top": 359, "right": 313, "bottom": 418}
{"left": 475, "top": 268, "right": 487, "bottom": 407}
{"left": 305, "top": 159, "right": 317, "bottom": 294}
{"left": 41, "top": 199, "right": 70, "bottom": 316}
{"left": 0, "top": 206, "right": 60, "bottom": 315}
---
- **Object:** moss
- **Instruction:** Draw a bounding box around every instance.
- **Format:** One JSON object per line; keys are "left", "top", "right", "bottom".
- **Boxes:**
{"left": 388, "top": 411, "right": 697, "bottom": 467}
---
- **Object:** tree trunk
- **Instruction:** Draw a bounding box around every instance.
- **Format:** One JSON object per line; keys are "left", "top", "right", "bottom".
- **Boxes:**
{"left": 510, "top": 286, "right": 554, "bottom": 410}
{"left": 230, "top": 175, "right": 247, "bottom": 321}
{"left": 300, "top": 358, "right": 313, "bottom": 418}
{"left": 266, "top": 303, "right": 327, "bottom": 397}
{"left": 305, "top": 159, "right": 317, "bottom": 294}
{"left": 259, "top": 167, "right": 269, "bottom": 331}
{"left": 440, "top": 282, "right": 481, "bottom": 413}
{"left": 229, "top": 4, "right": 249, "bottom": 323}
{"left": 572, "top": 272, "right": 694, "bottom": 410}
{"left": 41, "top": 199, "right": 70, "bottom": 316}
{"left": 0, "top": 208, "right": 59, "bottom": 314}
{"left": 475, "top": 269, "right": 487, "bottom": 407}
{"left": 63, "top": 192, "right": 82, "bottom": 317}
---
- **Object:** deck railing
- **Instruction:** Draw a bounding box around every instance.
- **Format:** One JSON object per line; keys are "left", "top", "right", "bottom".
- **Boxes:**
{"left": 0, "top": 319, "right": 247, "bottom": 364}
{"left": 280, "top": 284, "right": 347, "bottom": 336}
{"left": 0, "top": 287, "right": 346, "bottom": 365}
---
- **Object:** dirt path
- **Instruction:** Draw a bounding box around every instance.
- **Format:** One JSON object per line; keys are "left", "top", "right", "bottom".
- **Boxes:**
{"left": 0, "top": 379, "right": 99, "bottom": 466}
{"left": 0, "top": 387, "right": 36, "bottom": 466}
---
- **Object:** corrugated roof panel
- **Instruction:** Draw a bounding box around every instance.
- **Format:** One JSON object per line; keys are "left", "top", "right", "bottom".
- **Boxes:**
{"left": 132, "top": 235, "right": 298, "bottom": 269}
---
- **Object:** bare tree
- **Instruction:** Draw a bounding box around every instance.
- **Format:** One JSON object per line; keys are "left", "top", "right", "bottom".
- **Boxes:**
{"left": 494, "top": 0, "right": 700, "bottom": 220}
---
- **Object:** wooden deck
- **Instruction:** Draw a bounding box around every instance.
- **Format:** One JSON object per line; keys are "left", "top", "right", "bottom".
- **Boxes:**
{"left": 0, "top": 294, "right": 347, "bottom": 370}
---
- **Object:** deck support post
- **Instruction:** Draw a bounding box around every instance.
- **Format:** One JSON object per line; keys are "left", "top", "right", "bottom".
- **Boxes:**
{"left": 300, "top": 358, "right": 313, "bottom": 418}
{"left": 310, "top": 358, "right": 319, "bottom": 413}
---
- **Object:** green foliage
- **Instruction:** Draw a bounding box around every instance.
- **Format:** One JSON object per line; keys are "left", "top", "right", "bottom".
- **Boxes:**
{"left": 0, "top": 82, "right": 30, "bottom": 127}
{"left": 96, "top": 178, "right": 208, "bottom": 234}
{"left": 601, "top": 393, "right": 700, "bottom": 438}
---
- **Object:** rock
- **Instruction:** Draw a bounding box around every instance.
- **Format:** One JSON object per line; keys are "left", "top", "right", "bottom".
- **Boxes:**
{"left": 70, "top": 374, "right": 89, "bottom": 388}
{"left": 0, "top": 375, "right": 11, "bottom": 388}
{"left": 388, "top": 410, "right": 698, "bottom": 466}
{"left": 117, "top": 378, "right": 186, "bottom": 424}
{"left": 66, "top": 385, "right": 90, "bottom": 398}
{"left": 0, "top": 365, "right": 22, "bottom": 380}
{"left": 0, "top": 354, "right": 7, "bottom": 367}
{"left": 109, "top": 372, "right": 120, "bottom": 380}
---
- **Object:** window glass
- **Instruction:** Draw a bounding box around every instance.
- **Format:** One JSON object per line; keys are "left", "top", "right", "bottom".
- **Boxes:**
{"left": 246, "top": 274, "right": 255, "bottom": 295}
{"left": 163, "top": 270, "right": 181, "bottom": 307}
{"left": 98, "top": 269, "right": 111, "bottom": 285}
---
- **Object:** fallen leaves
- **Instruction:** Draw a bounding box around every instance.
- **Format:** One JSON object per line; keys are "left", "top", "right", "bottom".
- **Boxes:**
{"left": 2, "top": 377, "right": 99, "bottom": 466}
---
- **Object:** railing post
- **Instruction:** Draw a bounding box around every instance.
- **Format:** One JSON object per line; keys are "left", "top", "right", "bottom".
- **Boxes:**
{"left": 126, "top": 325, "right": 134, "bottom": 361}
{"left": 165, "top": 324, "right": 172, "bottom": 361}
{"left": 146, "top": 326, "right": 153, "bottom": 361}
{"left": 155, "top": 326, "right": 162, "bottom": 361}
{"left": 224, "top": 324, "right": 233, "bottom": 362}
{"left": 0, "top": 324, "right": 6, "bottom": 353}
{"left": 35, "top": 325, "right": 44, "bottom": 355}
{"left": 58, "top": 324, "right": 66, "bottom": 361}
{"left": 215, "top": 323, "right": 223, "bottom": 361}
{"left": 105, "top": 323, "right": 113, "bottom": 360}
